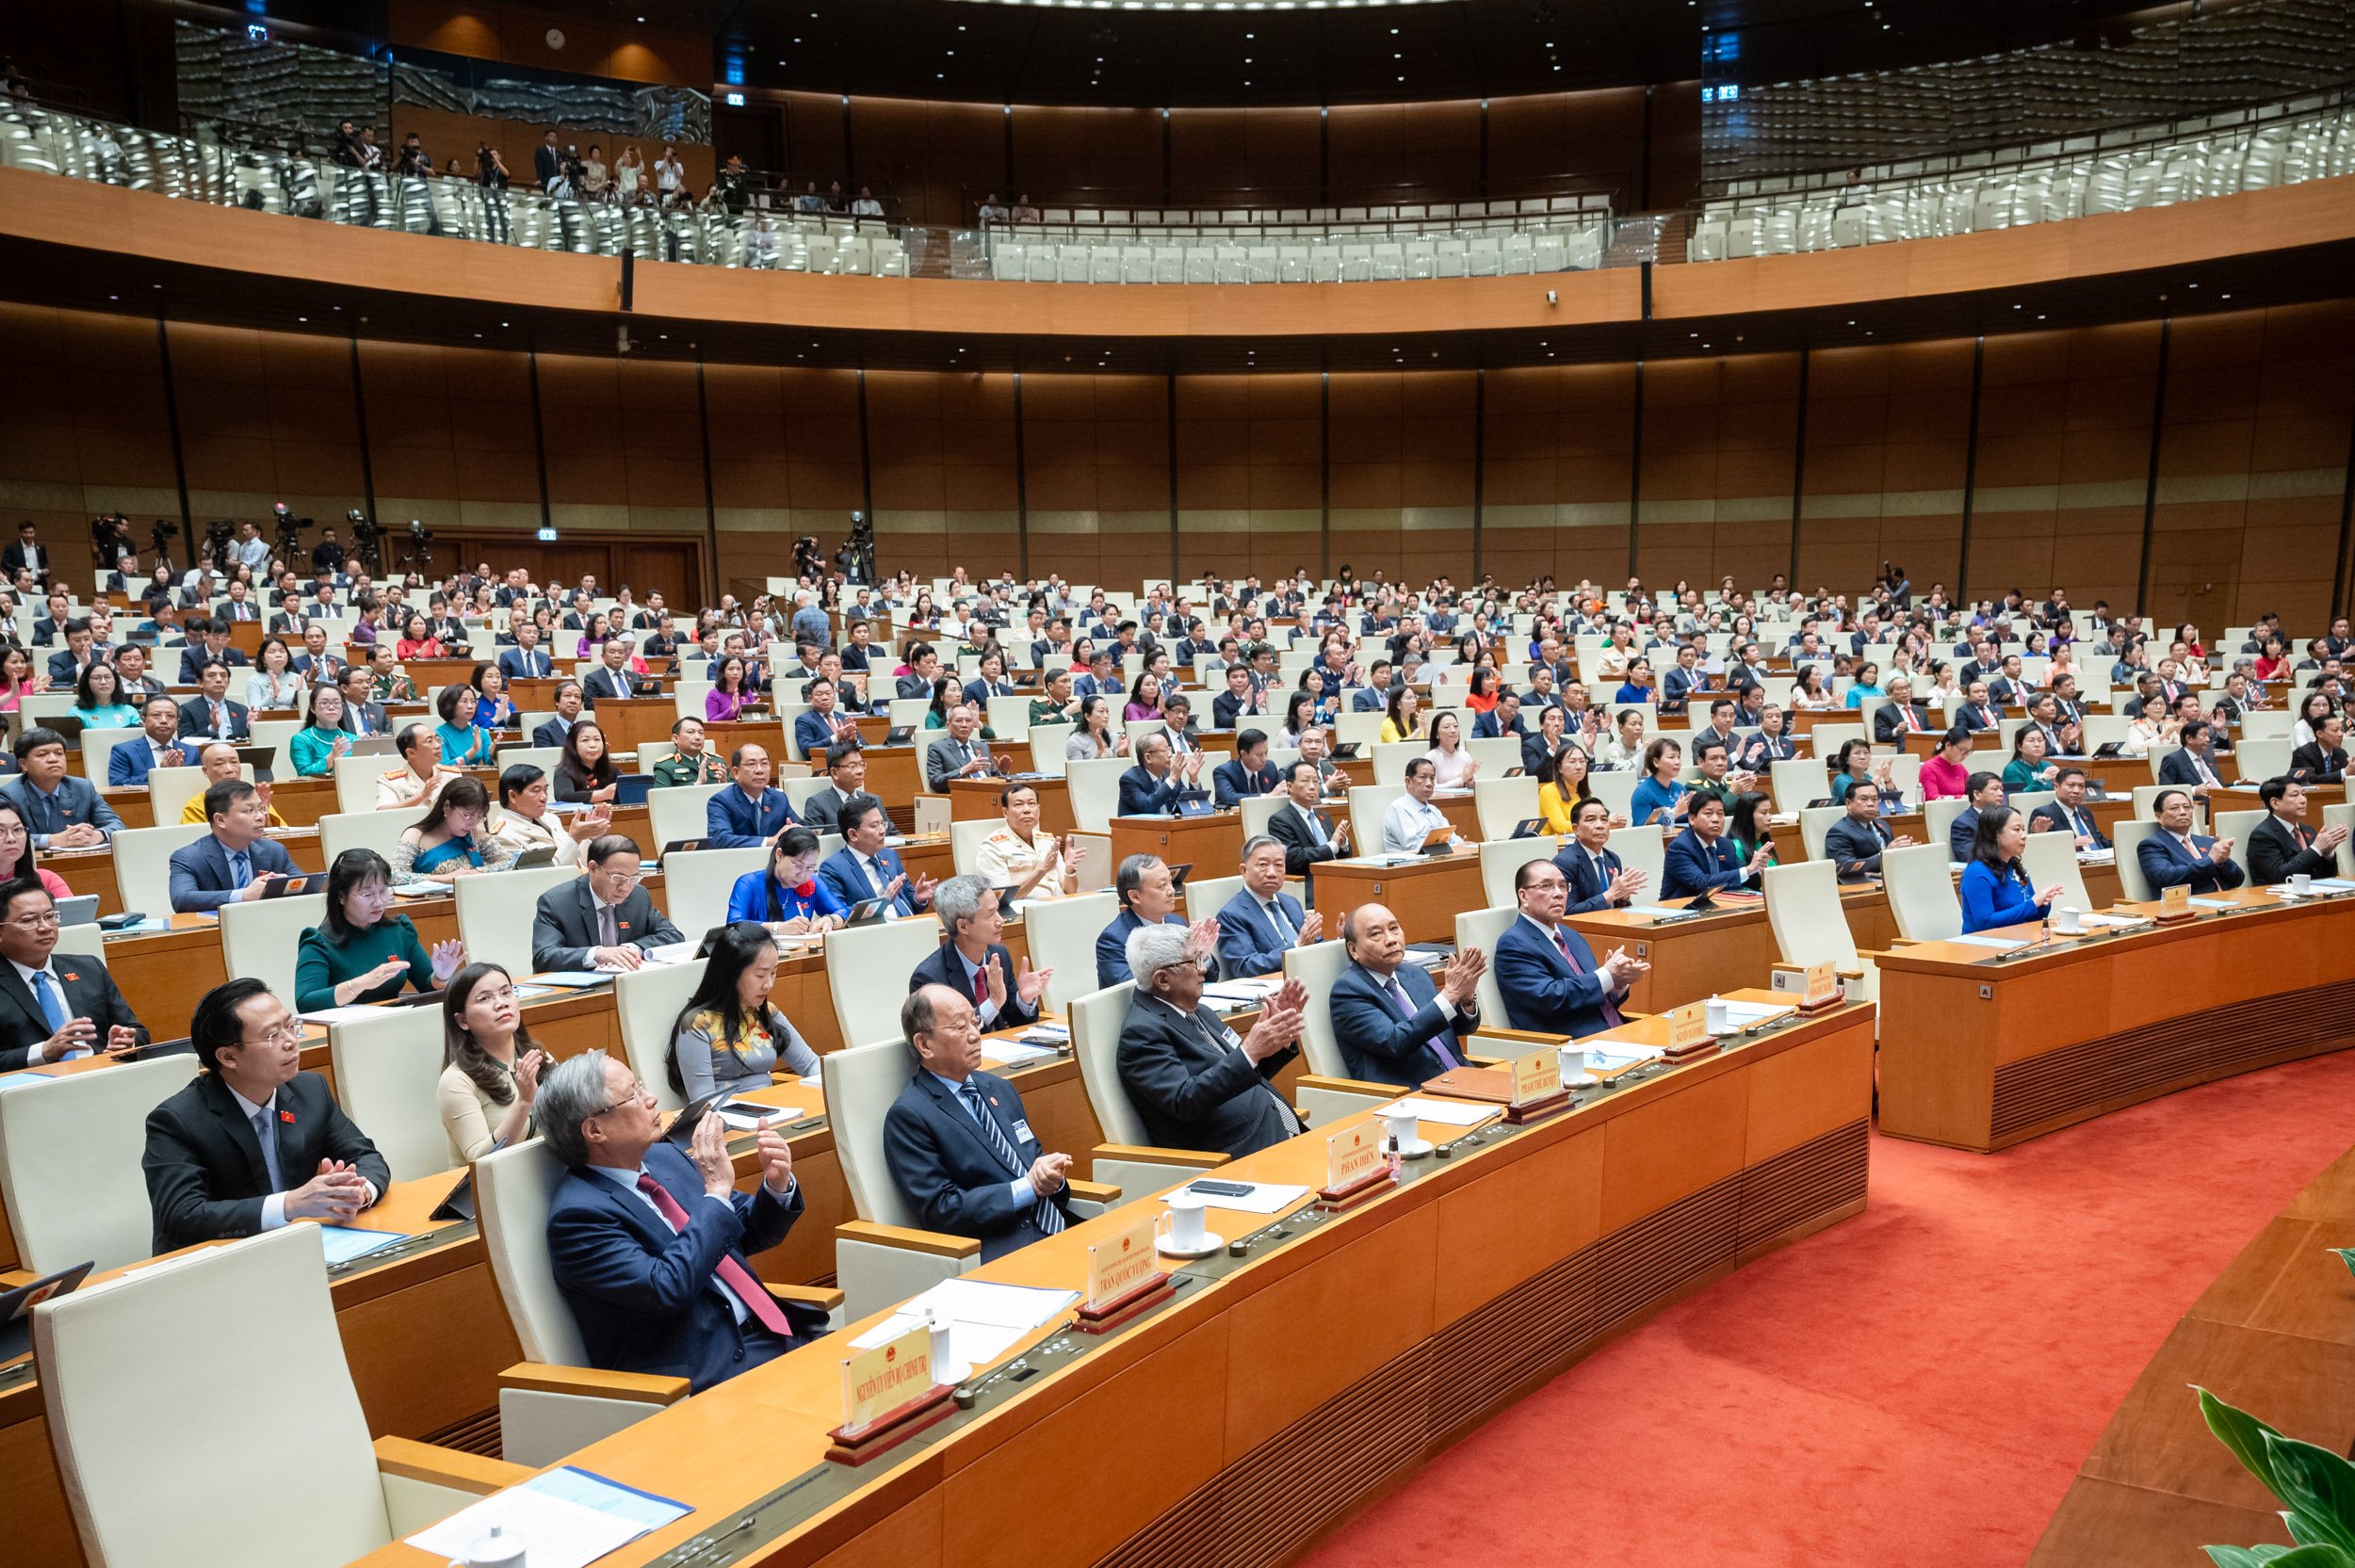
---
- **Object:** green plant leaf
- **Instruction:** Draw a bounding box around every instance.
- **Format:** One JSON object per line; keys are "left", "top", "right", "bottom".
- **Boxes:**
{"left": 2257, "top": 1548, "right": 2355, "bottom": 1567}
{"left": 2201, "top": 1387, "right": 2290, "bottom": 1495}
{"left": 2264, "top": 1433, "right": 2355, "bottom": 1556}
{"left": 2203, "top": 1546, "right": 2297, "bottom": 1567}
{"left": 2331, "top": 1248, "right": 2355, "bottom": 1280}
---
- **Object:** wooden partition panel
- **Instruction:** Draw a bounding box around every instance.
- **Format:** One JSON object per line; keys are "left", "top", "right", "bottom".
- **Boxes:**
{"left": 1327, "top": 101, "right": 1482, "bottom": 197}
{"left": 1175, "top": 373, "right": 1322, "bottom": 582}
{"left": 386, "top": 1, "right": 710, "bottom": 88}
{"left": 705, "top": 364, "right": 864, "bottom": 588}
{"left": 1327, "top": 371, "right": 1475, "bottom": 585}
{"left": 358, "top": 340, "right": 540, "bottom": 535}
{"left": 1797, "top": 340, "right": 1973, "bottom": 596}
{"left": 168, "top": 322, "right": 365, "bottom": 525}
{"left": 1012, "top": 106, "right": 1162, "bottom": 209}
{"left": 1482, "top": 364, "right": 1637, "bottom": 588}
{"left": 1169, "top": 108, "right": 1322, "bottom": 204}
{"left": 866, "top": 369, "right": 1018, "bottom": 580}
{"left": 1486, "top": 87, "right": 1648, "bottom": 202}
{"left": 1023, "top": 372, "right": 1171, "bottom": 583}
{"left": 0, "top": 301, "right": 178, "bottom": 542}
{"left": 1637, "top": 353, "right": 1799, "bottom": 589}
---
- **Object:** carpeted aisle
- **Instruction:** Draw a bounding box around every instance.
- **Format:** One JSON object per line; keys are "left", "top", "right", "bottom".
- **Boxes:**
{"left": 1299, "top": 1049, "right": 2355, "bottom": 1568}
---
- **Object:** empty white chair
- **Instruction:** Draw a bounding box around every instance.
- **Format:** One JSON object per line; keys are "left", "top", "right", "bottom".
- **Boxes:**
{"left": 1480, "top": 835, "right": 1557, "bottom": 908}
{"left": 0, "top": 1052, "right": 198, "bottom": 1273}
{"left": 1762, "top": 858, "right": 1870, "bottom": 998}
{"left": 648, "top": 783, "right": 728, "bottom": 853}
{"left": 2020, "top": 829, "right": 2091, "bottom": 913}
{"left": 318, "top": 807, "right": 420, "bottom": 868}
{"left": 1023, "top": 889, "right": 1118, "bottom": 1014}
{"left": 111, "top": 822, "right": 206, "bottom": 918}
{"left": 663, "top": 846, "right": 768, "bottom": 939}
{"left": 1884, "top": 843, "right": 1963, "bottom": 942}
{"left": 614, "top": 956, "right": 706, "bottom": 1114}
{"left": 34, "top": 1226, "right": 522, "bottom": 1566}
{"left": 823, "top": 918, "right": 945, "bottom": 1047}
{"left": 220, "top": 891, "right": 328, "bottom": 1000}
{"left": 328, "top": 1006, "right": 453, "bottom": 1181}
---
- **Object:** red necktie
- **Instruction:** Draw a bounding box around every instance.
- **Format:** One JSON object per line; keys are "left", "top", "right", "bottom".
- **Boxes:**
{"left": 634, "top": 1173, "right": 793, "bottom": 1339}
{"left": 1553, "top": 929, "right": 1624, "bottom": 1027}
{"left": 971, "top": 959, "right": 988, "bottom": 1006}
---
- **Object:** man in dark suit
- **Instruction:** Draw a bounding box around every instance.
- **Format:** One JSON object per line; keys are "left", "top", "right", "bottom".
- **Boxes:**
{"left": 1326, "top": 900, "right": 1485, "bottom": 1088}
{"left": 1556, "top": 797, "right": 1645, "bottom": 913}
{"left": 1117, "top": 732, "right": 1197, "bottom": 817}
{"left": 1954, "top": 681, "right": 2004, "bottom": 734}
{"left": 1823, "top": 780, "right": 1912, "bottom": 881}
{"left": 531, "top": 681, "right": 588, "bottom": 751}
{"left": 2, "top": 521, "right": 47, "bottom": 583}
{"left": 176, "top": 662, "right": 252, "bottom": 745}
{"left": 908, "top": 874, "right": 1047, "bottom": 1031}
{"left": 2292, "top": 712, "right": 2349, "bottom": 784}
{"left": 1661, "top": 793, "right": 1771, "bottom": 899}
{"left": 1096, "top": 853, "right": 1210, "bottom": 988}
{"left": 1491, "top": 859, "right": 1646, "bottom": 1040}
{"left": 1267, "top": 761, "right": 1348, "bottom": 895}
{"left": 539, "top": 1049, "right": 809, "bottom": 1392}
{"left": 4, "top": 728, "right": 123, "bottom": 851}
{"left": 2136, "top": 787, "right": 2247, "bottom": 896}
{"left": 496, "top": 622, "right": 554, "bottom": 683}
{"left": 1212, "top": 835, "right": 1318, "bottom": 978}
{"left": 581, "top": 639, "right": 646, "bottom": 706}
{"left": 796, "top": 739, "right": 868, "bottom": 830}
{"left": 923, "top": 704, "right": 1001, "bottom": 792}
{"left": 820, "top": 795, "right": 934, "bottom": 920}
{"left": 793, "top": 681, "right": 860, "bottom": 762}
{"left": 1115, "top": 921, "right": 1308, "bottom": 1159}
{"left": 0, "top": 881, "right": 146, "bottom": 1070}
{"left": 706, "top": 745, "right": 796, "bottom": 849}
{"left": 44, "top": 618, "right": 101, "bottom": 687}
{"left": 107, "top": 696, "right": 197, "bottom": 788}
{"left": 2249, "top": 776, "right": 2349, "bottom": 884}
{"left": 1947, "top": 771, "right": 2006, "bottom": 862}
{"left": 142, "top": 978, "right": 391, "bottom": 1255}
{"left": 2157, "top": 720, "right": 2227, "bottom": 795}
{"left": 1210, "top": 729, "right": 1282, "bottom": 809}
{"left": 884, "top": 984, "right": 1079, "bottom": 1262}
{"left": 1471, "top": 690, "right": 1526, "bottom": 741}
{"left": 337, "top": 665, "right": 389, "bottom": 739}
{"left": 1210, "top": 665, "right": 1265, "bottom": 730}
{"left": 168, "top": 780, "right": 300, "bottom": 912}
{"left": 290, "top": 624, "right": 347, "bottom": 687}
{"left": 522, "top": 831, "right": 675, "bottom": 970}
{"left": 1871, "top": 677, "right": 1930, "bottom": 743}
{"left": 2029, "top": 767, "right": 2110, "bottom": 850}
{"left": 532, "top": 127, "right": 564, "bottom": 191}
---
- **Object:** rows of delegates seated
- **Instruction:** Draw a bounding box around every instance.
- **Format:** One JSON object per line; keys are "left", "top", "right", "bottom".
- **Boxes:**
{"left": 0, "top": 514, "right": 2348, "bottom": 1399}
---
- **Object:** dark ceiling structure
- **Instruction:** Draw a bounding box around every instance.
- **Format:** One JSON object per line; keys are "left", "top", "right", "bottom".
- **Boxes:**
{"left": 707, "top": 0, "right": 2174, "bottom": 107}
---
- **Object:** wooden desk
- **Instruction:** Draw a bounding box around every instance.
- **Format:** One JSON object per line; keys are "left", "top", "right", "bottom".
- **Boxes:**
{"left": 1878, "top": 888, "right": 2355, "bottom": 1153}
{"left": 0, "top": 1173, "right": 518, "bottom": 1568}
{"left": 343, "top": 992, "right": 1876, "bottom": 1568}
{"left": 588, "top": 695, "right": 678, "bottom": 756}
{"left": 950, "top": 775, "right": 1074, "bottom": 834}
{"left": 1570, "top": 887, "right": 1894, "bottom": 1014}
{"left": 1310, "top": 849, "right": 1486, "bottom": 944}
{"left": 1110, "top": 812, "right": 1243, "bottom": 881}
{"left": 2030, "top": 1140, "right": 2355, "bottom": 1568}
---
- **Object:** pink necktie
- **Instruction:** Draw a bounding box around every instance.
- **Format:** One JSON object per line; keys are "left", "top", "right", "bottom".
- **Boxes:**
{"left": 1554, "top": 929, "right": 1624, "bottom": 1027}
{"left": 635, "top": 1173, "right": 793, "bottom": 1338}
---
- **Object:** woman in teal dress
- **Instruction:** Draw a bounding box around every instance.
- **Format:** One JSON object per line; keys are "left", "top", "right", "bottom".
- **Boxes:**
{"left": 71, "top": 662, "right": 140, "bottom": 730}
{"left": 391, "top": 775, "right": 512, "bottom": 880}
{"left": 2002, "top": 724, "right": 2060, "bottom": 793}
{"left": 293, "top": 848, "right": 467, "bottom": 1010}
{"left": 434, "top": 683, "right": 496, "bottom": 767}
{"left": 289, "top": 684, "right": 355, "bottom": 777}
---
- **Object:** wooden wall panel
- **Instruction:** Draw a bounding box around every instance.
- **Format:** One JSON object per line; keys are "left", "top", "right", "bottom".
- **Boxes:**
{"left": 1482, "top": 363, "right": 1635, "bottom": 590}
{"left": 360, "top": 340, "right": 532, "bottom": 536}
{"left": 1175, "top": 373, "right": 1319, "bottom": 582}
{"left": 782, "top": 92, "right": 849, "bottom": 186}
{"left": 1326, "top": 101, "right": 1480, "bottom": 200}
{"left": 1486, "top": 88, "right": 1648, "bottom": 205}
{"left": 1637, "top": 353, "right": 1798, "bottom": 590}
{"left": 1023, "top": 373, "right": 1170, "bottom": 585}
{"left": 865, "top": 370, "right": 1017, "bottom": 581}
{"left": 0, "top": 302, "right": 177, "bottom": 550}
{"left": 848, "top": 100, "right": 1003, "bottom": 226}
{"left": 1327, "top": 371, "right": 1473, "bottom": 586}
{"left": 1168, "top": 109, "right": 1321, "bottom": 204}
{"left": 1797, "top": 340, "right": 1971, "bottom": 598}
{"left": 167, "top": 322, "right": 364, "bottom": 523}
{"left": 387, "top": 2, "right": 710, "bottom": 89}
{"left": 1013, "top": 106, "right": 1161, "bottom": 207}
{"left": 706, "top": 364, "right": 863, "bottom": 588}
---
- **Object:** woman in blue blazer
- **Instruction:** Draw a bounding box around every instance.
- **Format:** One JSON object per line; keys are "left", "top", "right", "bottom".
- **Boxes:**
{"left": 1958, "top": 806, "right": 2062, "bottom": 932}
{"left": 725, "top": 825, "right": 849, "bottom": 932}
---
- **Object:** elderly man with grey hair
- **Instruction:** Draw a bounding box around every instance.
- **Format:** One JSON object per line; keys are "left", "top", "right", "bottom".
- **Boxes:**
{"left": 909, "top": 874, "right": 1048, "bottom": 1029}
{"left": 1115, "top": 922, "right": 1309, "bottom": 1159}
{"left": 881, "top": 984, "right": 1077, "bottom": 1260}
{"left": 539, "top": 1049, "right": 812, "bottom": 1391}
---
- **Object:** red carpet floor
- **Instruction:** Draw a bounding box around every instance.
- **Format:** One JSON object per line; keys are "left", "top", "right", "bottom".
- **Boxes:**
{"left": 1300, "top": 1050, "right": 2355, "bottom": 1568}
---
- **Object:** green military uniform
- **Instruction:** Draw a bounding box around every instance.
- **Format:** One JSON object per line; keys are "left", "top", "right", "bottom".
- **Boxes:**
{"left": 650, "top": 750, "right": 728, "bottom": 787}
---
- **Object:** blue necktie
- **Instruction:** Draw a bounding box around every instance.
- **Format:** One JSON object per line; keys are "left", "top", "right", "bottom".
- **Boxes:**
{"left": 229, "top": 849, "right": 252, "bottom": 890}
{"left": 250, "top": 1106, "right": 285, "bottom": 1193}
{"left": 29, "top": 969, "right": 67, "bottom": 1033}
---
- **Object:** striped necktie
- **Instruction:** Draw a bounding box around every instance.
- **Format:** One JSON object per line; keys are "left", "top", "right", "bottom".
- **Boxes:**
{"left": 960, "top": 1082, "right": 1064, "bottom": 1236}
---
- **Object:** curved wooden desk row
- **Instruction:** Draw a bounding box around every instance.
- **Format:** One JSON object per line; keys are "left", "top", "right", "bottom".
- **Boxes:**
{"left": 1880, "top": 889, "right": 2355, "bottom": 1154}
{"left": 333, "top": 994, "right": 1874, "bottom": 1568}
{"left": 2031, "top": 1141, "right": 2355, "bottom": 1566}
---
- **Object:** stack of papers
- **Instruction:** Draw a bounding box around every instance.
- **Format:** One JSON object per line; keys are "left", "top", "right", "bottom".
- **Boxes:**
{"left": 717, "top": 1104, "right": 802, "bottom": 1131}
{"left": 1373, "top": 1097, "right": 1499, "bottom": 1127}
{"left": 2307, "top": 878, "right": 2355, "bottom": 892}
{"left": 851, "top": 1278, "right": 1080, "bottom": 1371}
{"left": 2189, "top": 897, "right": 2239, "bottom": 910}
{"left": 102, "top": 915, "right": 173, "bottom": 936}
{"left": 638, "top": 940, "right": 702, "bottom": 965}
{"left": 405, "top": 1467, "right": 691, "bottom": 1568}
{"left": 317, "top": 1226, "right": 408, "bottom": 1266}
{"left": 1720, "top": 1000, "right": 1795, "bottom": 1026}
{"left": 300, "top": 1004, "right": 394, "bottom": 1026}
{"left": 532, "top": 972, "right": 618, "bottom": 988}
{"left": 2070, "top": 913, "right": 2146, "bottom": 929}
{"left": 984, "top": 1040, "right": 1061, "bottom": 1068}
{"left": 390, "top": 881, "right": 452, "bottom": 898}
{"left": 1950, "top": 934, "right": 2027, "bottom": 950}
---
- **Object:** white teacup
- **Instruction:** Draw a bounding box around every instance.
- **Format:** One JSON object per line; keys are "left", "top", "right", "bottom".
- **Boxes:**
{"left": 1382, "top": 1108, "right": 1419, "bottom": 1151}
{"left": 2292, "top": 873, "right": 2313, "bottom": 892}
{"left": 1163, "top": 1193, "right": 1209, "bottom": 1251}
{"left": 1705, "top": 996, "right": 1730, "bottom": 1033}
{"left": 2052, "top": 906, "right": 2083, "bottom": 934}
{"left": 447, "top": 1525, "right": 526, "bottom": 1568}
